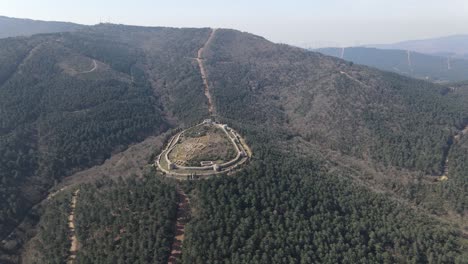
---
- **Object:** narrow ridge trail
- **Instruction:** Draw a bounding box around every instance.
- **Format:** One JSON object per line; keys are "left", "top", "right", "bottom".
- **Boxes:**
{"left": 0, "top": 42, "right": 43, "bottom": 88}
{"left": 167, "top": 186, "right": 190, "bottom": 264}
{"left": 339, "top": 71, "right": 369, "bottom": 87}
{"left": 67, "top": 189, "right": 80, "bottom": 264}
{"left": 196, "top": 28, "right": 217, "bottom": 116}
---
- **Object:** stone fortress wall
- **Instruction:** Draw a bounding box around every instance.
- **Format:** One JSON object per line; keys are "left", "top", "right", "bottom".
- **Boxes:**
{"left": 156, "top": 119, "right": 250, "bottom": 177}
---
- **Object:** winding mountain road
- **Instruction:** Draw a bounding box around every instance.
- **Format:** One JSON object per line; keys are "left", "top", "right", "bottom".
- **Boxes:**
{"left": 79, "top": 59, "right": 97, "bottom": 74}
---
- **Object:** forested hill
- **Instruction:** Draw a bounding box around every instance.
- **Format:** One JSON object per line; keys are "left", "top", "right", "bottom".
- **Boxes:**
{"left": 205, "top": 29, "right": 467, "bottom": 220}
{"left": 316, "top": 47, "right": 468, "bottom": 82}
{"left": 0, "top": 25, "right": 467, "bottom": 263}
{"left": 181, "top": 29, "right": 467, "bottom": 263}
{"left": 207, "top": 29, "right": 466, "bottom": 171}
{"left": 0, "top": 16, "right": 85, "bottom": 39}
{"left": 0, "top": 25, "right": 212, "bottom": 241}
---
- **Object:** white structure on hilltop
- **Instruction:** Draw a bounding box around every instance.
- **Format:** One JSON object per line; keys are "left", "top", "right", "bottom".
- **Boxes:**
{"left": 203, "top": 119, "right": 213, "bottom": 125}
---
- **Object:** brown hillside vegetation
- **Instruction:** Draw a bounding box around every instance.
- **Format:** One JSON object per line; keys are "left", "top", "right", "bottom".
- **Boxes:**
{"left": 0, "top": 25, "right": 212, "bottom": 244}
{"left": 0, "top": 25, "right": 466, "bottom": 263}
{"left": 205, "top": 29, "right": 467, "bottom": 222}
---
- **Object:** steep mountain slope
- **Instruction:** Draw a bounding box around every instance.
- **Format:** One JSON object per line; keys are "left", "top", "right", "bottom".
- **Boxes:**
{"left": 0, "top": 16, "right": 84, "bottom": 39}
{"left": 20, "top": 176, "right": 178, "bottom": 264}
{"left": 368, "top": 34, "right": 468, "bottom": 59}
{"left": 204, "top": 29, "right": 467, "bottom": 217}
{"left": 316, "top": 47, "right": 468, "bottom": 82}
{"left": 206, "top": 30, "right": 465, "bottom": 170}
{"left": 180, "top": 29, "right": 468, "bottom": 262}
{"left": 0, "top": 25, "right": 211, "bottom": 245}
{"left": 0, "top": 25, "right": 466, "bottom": 263}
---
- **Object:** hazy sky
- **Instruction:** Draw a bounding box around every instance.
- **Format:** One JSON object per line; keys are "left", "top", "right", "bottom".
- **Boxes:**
{"left": 1, "top": 0, "right": 468, "bottom": 47}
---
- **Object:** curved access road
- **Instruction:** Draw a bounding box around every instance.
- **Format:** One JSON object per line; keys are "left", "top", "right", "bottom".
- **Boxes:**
{"left": 79, "top": 59, "right": 98, "bottom": 74}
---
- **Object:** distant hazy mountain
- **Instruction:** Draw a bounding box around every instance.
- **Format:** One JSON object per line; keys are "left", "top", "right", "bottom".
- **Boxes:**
{"left": 0, "top": 16, "right": 84, "bottom": 38}
{"left": 367, "top": 35, "right": 468, "bottom": 59}
{"left": 316, "top": 47, "right": 468, "bottom": 82}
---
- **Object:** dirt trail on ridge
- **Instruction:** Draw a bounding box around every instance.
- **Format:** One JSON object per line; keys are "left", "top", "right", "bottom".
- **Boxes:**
{"left": 167, "top": 186, "right": 190, "bottom": 264}
{"left": 196, "top": 28, "right": 217, "bottom": 116}
{"left": 67, "top": 190, "right": 79, "bottom": 264}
